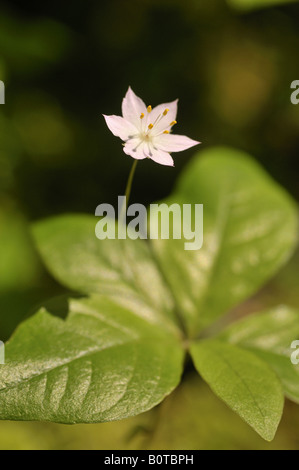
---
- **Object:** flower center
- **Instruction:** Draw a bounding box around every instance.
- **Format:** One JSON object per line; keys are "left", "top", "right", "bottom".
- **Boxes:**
{"left": 139, "top": 107, "right": 177, "bottom": 140}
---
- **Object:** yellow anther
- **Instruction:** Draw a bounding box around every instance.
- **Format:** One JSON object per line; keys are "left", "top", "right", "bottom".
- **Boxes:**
{"left": 148, "top": 123, "right": 153, "bottom": 129}
{"left": 140, "top": 113, "right": 145, "bottom": 119}
{"left": 170, "top": 120, "right": 177, "bottom": 126}
{"left": 163, "top": 130, "right": 170, "bottom": 134}
{"left": 163, "top": 108, "right": 169, "bottom": 116}
{"left": 147, "top": 105, "right": 152, "bottom": 113}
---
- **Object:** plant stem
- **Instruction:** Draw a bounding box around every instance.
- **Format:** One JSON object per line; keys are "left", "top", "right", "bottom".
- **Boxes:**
{"left": 125, "top": 159, "right": 138, "bottom": 205}
{"left": 120, "top": 159, "right": 138, "bottom": 223}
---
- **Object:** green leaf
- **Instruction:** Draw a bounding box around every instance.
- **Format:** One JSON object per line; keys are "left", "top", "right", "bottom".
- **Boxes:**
{"left": 32, "top": 214, "right": 179, "bottom": 335}
{"left": 150, "top": 147, "right": 298, "bottom": 336}
{"left": 142, "top": 373, "right": 299, "bottom": 450}
{"left": 190, "top": 339, "right": 284, "bottom": 441}
{"left": 0, "top": 295, "right": 184, "bottom": 423}
{"left": 219, "top": 306, "right": 299, "bottom": 404}
{"left": 252, "top": 351, "right": 299, "bottom": 405}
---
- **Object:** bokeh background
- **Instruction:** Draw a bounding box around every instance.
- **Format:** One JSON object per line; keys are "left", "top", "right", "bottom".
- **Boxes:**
{"left": 0, "top": 0, "right": 299, "bottom": 450}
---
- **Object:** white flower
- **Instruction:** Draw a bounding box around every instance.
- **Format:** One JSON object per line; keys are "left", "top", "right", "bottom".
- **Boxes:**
{"left": 103, "top": 87, "right": 200, "bottom": 167}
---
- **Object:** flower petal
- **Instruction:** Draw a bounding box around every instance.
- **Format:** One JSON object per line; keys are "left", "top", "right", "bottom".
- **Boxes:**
{"left": 123, "top": 139, "right": 147, "bottom": 160}
{"left": 149, "top": 148, "right": 174, "bottom": 167}
{"left": 150, "top": 99, "right": 178, "bottom": 123}
{"left": 122, "top": 87, "right": 147, "bottom": 129}
{"left": 154, "top": 133, "right": 200, "bottom": 152}
{"left": 149, "top": 99, "right": 178, "bottom": 135}
{"left": 103, "top": 114, "right": 138, "bottom": 141}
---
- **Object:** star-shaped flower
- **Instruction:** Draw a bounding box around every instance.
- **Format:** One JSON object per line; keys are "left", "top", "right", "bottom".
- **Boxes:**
{"left": 103, "top": 87, "right": 200, "bottom": 167}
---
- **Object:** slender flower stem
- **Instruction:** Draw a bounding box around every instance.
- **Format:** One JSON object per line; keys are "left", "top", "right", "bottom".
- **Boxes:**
{"left": 120, "top": 160, "right": 138, "bottom": 223}
{"left": 125, "top": 159, "right": 138, "bottom": 206}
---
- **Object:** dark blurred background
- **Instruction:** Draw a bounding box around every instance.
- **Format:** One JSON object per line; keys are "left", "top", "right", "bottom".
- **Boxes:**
{"left": 1, "top": 0, "right": 299, "bottom": 216}
{"left": 0, "top": 0, "right": 299, "bottom": 449}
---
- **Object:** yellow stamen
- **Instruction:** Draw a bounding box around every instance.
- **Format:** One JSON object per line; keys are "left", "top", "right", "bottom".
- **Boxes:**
{"left": 148, "top": 123, "right": 153, "bottom": 129}
{"left": 147, "top": 105, "right": 152, "bottom": 113}
{"left": 140, "top": 113, "right": 145, "bottom": 119}
{"left": 170, "top": 120, "right": 177, "bottom": 126}
{"left": 163, "top": 108, "right": 169, "bottom": 116}
{"left": 163, "top": 130, "right": 169, "bottom": 134}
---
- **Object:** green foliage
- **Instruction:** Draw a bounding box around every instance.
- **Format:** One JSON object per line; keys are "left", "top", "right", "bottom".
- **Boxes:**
{"left": 151, "top": 147, "right": 298, "bottom": 335}
{"left": 140, "top": 375, "right": 299, "bottom": 450}
{"left": 1, "top": 148, "right": 298, "bottom": 441}
{"left": 0, "top": 297, "right": 183, "bottom": 423}
{"left": 190, "top": 340, "right": 284, "bottom": 441}
{"left": 219, "top": 306, "right": 299, "bottom": 404}
{"left": 31, "top": 214, "right": 179, "bottom": 333}
{"left": 2, "top": 374, "right": 299, "bottom": 450}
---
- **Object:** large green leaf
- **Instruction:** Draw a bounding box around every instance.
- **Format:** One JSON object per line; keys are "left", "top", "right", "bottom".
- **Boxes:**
{"left": 32, "top": 214, "right": 179, "bottom": 335}
{"left": 0, "top": 295, "right": 184, "bottom": 423}
{"left": 219, "top": 306, "right": 299, "bottom": 404}
{"left": 190, "top": 339, "right": 284, "bottom": 441}
{"left": 150, "top": 147, "right": 298, "bottom": 336}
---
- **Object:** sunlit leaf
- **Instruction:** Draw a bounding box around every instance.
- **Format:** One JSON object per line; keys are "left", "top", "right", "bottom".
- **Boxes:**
{"left": 0, "top": 295, "right": 184, "bottom": 423}
{"left": 151, "top": 147, "right": 298, "bottom": 335}
{"left": 32, "top": 214, "right": 179, "bottom": 335}
{"left": 190, "top": 339, "right": 284, "bottom": 441}
{"left": 220, "top": 306, "right": 299, "bottom": 403}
